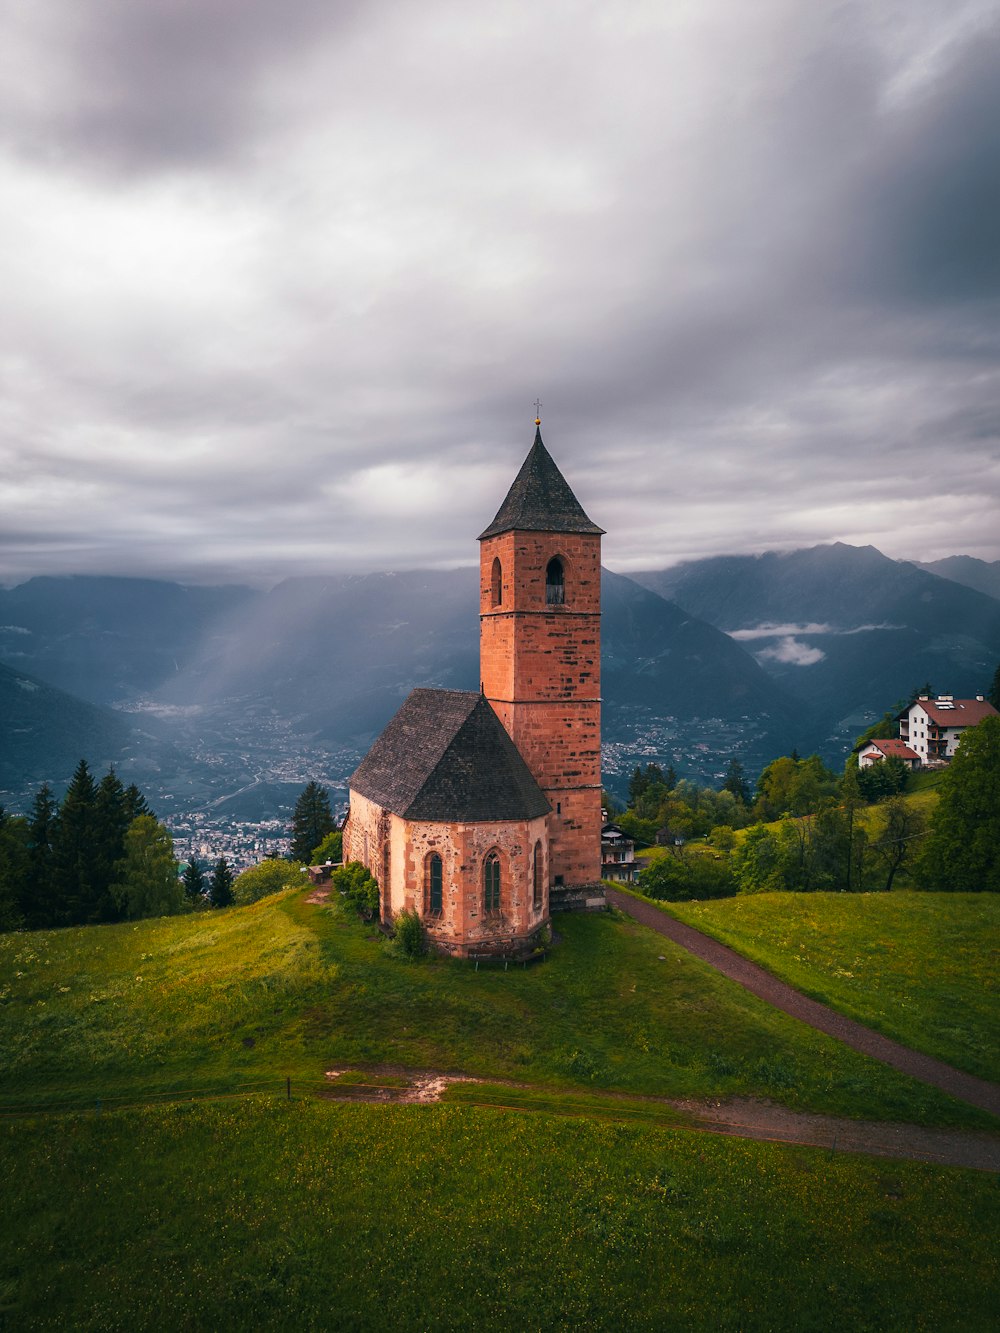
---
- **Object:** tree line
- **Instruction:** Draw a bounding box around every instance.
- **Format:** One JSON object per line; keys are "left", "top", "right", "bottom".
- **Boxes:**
{"left": 0, "top": 760, "right": 241, "bottom": 930}
{"left": 628, "top": 715, "right": 1000, "bottom": 902}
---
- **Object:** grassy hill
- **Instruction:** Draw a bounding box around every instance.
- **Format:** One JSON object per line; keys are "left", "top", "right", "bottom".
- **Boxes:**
{"left": 2, "top": 890, "right": 998, "bottom": 1329}
{"left": 0, "top": 888, "right": 988, "bottom": 1127}
{"left": 654, "top": 892, "right": 1000, "bottom": 1083}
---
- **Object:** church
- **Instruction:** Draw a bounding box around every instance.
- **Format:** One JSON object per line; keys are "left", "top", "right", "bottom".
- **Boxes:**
{"left": 342, "top": 420, "right": 604, "bottom": 956}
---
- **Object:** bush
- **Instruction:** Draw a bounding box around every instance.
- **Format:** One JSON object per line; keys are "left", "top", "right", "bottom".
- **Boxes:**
{"left": 232, "top": 858, "right": 302, "bottom": 906}
{"left": 638, "top": 849, "right": 736, "bottom": 901}
{"left": 310, "top": 829, "right": 343, "bottom": 865}
{"left": 331, "top": 861, "right": 380, "bottom": 919}
{"left": 388, "top": 909, "right": 427, "bottom": 959}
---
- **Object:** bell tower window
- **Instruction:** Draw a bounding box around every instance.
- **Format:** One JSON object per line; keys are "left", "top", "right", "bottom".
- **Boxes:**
{"left": 545, "top": 556, "right": 565, "bottom": 606}
{"left": 491, "top": 556, "right": 502, "bottom": 607}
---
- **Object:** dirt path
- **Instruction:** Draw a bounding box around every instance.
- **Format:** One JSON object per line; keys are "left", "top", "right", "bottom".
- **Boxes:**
{"left": 319, "top": 1066, "right": 1000, "bottom": 1171}
{"left": 606, "top": 888, "right": 1000, "bottom": 1119}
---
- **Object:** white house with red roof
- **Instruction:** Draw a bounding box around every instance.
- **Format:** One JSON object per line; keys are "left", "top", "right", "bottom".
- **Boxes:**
{"left": 857, "top": 737, "right": 921, "bottom": 770}
{"left": 896, "top": 695, "right": 998, "bottom": 767}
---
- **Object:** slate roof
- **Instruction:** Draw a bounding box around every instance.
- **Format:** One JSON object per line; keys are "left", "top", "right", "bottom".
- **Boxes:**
{"left": 349, "top": 688, "right": 551, "bottom": 822}
{"left": 479, "top": 428, "right": 605, "bottom": 540}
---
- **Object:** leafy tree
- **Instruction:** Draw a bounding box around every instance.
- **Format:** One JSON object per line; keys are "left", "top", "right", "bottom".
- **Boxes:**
{"left": 754, "top": 753, "right": 837, "bottom": 821}
{"left": 917, "top": 716, "right": 1000, "bottom": 891}
{"left": 311, "top": 829, "right": 343, "bottom": 865}
{"left": 209, "top": 857, "right": 235, "bottom": 908}
{"left": 332, "top": 861, "right": 380, "bottom": 919}
{"left": 857, "top": 754, "right": 908, "bottom": 802}
{"left": 182, "top": 857, "right": 207, "bottom": 905}
{"left": 111, "top": 816, "right": 183, "bottom": 920}
{"left": 290, "top": 782, "right": 335, "bottom": 863}
{"left": 51, "top": 759, "right": 98, "bottom": 925}
{"left": 708, "top": 825, "right": 737, "bottom": 854}
{"left": 733, "top": 825, "right": 782, "bottom": 893}
{"left": 869, "top": 797, "right": 927, "bottom": 893}
{"left": 0, "top": 808, "right": 28, "bottom": 931}
{"left": 233, "top": 858, "right": 300, "bottom": 905}
{"left": 721, "top": 759, "right": 751, "bottom": 805}
{"left": 638, "top": 848, "right": 736, "bottom": 901}
{"left": 616, "top": 810, "right": 660, "bottom": 847}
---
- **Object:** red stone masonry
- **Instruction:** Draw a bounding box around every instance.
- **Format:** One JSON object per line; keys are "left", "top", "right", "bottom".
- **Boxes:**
{"left": 479, "top": 529, "right": 602, "bottom": 886}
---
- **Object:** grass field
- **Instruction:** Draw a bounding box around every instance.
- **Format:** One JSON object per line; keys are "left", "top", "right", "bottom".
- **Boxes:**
{"left": 0, "top": 889, "right": 992, "bottom": 1128}
{"left": 657, "top": 892, "right": 1000, "bottom": 1082}
{"left": 2, "top": 1098, "right": 997, "bottom": 1331}
{"left": 3, "top": 889, "right": 998, "bottom": 1329}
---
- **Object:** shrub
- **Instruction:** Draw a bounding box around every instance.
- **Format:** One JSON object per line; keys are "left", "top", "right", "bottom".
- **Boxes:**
{"left": 331, "top": 861, "right": 380, "bottom": 919}
{"left": 388, "top": 909, "right": 427, "bottom": 959}
{"left": 310, "top": 829, "right": 343, "bottom": 865}
{"left": 638, "top": 849, "right": 736, "bottom": 901}
{"left": 233, "top": 858, "right": 302, "bottom": 906}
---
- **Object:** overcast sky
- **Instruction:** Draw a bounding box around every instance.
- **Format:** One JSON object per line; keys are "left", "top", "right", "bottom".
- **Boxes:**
{"left": 2, "top": 0, "right": 999, "bottom": 587}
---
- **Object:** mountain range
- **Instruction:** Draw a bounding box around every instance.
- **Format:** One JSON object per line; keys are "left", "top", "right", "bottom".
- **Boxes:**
{"left": 1, "top": 545, "right": 998, "bottom": 814}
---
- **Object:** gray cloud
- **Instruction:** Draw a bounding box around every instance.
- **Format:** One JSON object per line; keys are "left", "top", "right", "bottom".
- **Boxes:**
{"left": 1, "top": 0, "right": 998, "bottom": 586}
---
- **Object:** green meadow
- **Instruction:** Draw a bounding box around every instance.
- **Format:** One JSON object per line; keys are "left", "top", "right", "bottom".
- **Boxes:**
{"left": 0, "top": 889, "right": 992, "bottom": 1128}
{"left": 2, "top": 888, "right": 998, "bottom": 1329}
{"left": 657, "top": 892, "right": 1000, "bottom": 1082}
{"left": 2, "top": 1100, "right": 998, "bottom": 1332}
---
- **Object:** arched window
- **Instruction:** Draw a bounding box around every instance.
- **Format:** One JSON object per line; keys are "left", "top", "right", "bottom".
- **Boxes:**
{"left": 425, "top": 852, "right": 443, "bottom": 916}
{"left": 533, "top": 840, "right": 543, "bottom": 910}
{"left": 491, "top": 557, "right": 502, "bottom": 607}
{"left": 545, "top": 556, "right": 565, "bottom": 606}
{"left": 483, "top": 851, "right": 501, "bottom": 916}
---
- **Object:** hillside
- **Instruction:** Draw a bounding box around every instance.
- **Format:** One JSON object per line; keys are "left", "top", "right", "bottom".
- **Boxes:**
{"left": 634, "top": 543, "right": 1000, "bottom": 744}
{"left": 0, "top": 661, "right": 135, "bottom": 789}
{"left": 2, "top": 891, "right": 997, "bottom": 1329}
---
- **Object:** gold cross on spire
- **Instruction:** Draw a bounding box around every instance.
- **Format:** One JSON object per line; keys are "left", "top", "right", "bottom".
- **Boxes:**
{"left": 533, "top": 398, "right": 542, "bottom": 425}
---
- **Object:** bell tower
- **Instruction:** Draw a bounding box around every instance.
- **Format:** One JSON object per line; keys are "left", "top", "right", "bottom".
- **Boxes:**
{"left": 479, "top": 421, "right": 604, "bottom": 887}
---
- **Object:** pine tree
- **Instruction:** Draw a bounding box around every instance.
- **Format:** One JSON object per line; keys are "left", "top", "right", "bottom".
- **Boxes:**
{"left": 123, "top": 784, "right": 153, "bottom": 823}
{"left": 24, "top": 783, "right": 58, "bottom": 929}
{"left": 722, "top": 759, "right": 750, "bottom": 805}
{"left": 988, "top": 661, "right": 1000, "bottom": 711}
{"left": 0, "top": 807, "right": 28, "bottom": 931}
{"left": 182, "top": 857, "right": 207, "bottom": 905}
{"left": 91, "top": 768, "right": 130, "bottom": 922}
{"left": 209, "top": 857, "right": 235, "bottom": 908}
{"left": 51, "top": 759, "right": 98, "bottom": 926}
{"left": 289, "top": 782, "right": 335, "bottom": 863}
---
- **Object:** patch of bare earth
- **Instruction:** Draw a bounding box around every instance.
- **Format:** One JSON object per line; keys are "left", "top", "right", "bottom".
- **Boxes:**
{"left": 317, "top": 1068, "right": 1000, "bottom": 1171}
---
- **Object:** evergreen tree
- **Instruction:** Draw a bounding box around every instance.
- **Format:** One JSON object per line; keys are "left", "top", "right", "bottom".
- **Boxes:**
{"left": 209, "top": 857, "right": 235, "bottom": 908}
{"left": 91, "top": 768, "right": 130, "bottom": 922}
{"left": 111, "top": 816, "right": 183, "bottom": 920}
{"left": 721, "top": 759, "right": 751, "bottom": 805}
{"left": 988, "top": 662, "right": 1000, "bottom": 711}
{"left": 51, "top": 759, "right": 98, "bottom": 926}
{"left": 289, "top": 782, "right": 335, "bottom": 863}
{"left": 24, "top": 783, "right": 58, "bottom": 929}
{"left": 0, "top": 807, "right": 28, "bottom": 931}
{"left": 123, "top": 784, "right": 153, "bottom": 823}
{"left": 182, "top": 857, "right": 207, "bottom": 905}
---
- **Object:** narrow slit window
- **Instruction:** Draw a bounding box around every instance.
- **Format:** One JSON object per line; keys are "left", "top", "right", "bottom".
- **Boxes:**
{"left": 533, "top": 840, "right": 543, "bottom": 910}
{"left": 491, "top": 557, "right": 502, "bottom": 607}
{"left": 426, "top": 852, "right": 443, "bottom": 916}
{"left": 545, "top": 557, "right": 565, "bottom": 605}
{"left": 483, "top": 852, "right": 501, "bottom": 916}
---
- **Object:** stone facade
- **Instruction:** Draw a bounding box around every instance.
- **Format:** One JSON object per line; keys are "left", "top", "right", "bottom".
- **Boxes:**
{"left": 342, "top": 426, "right": 604, "bottom": 957}
{"left": 479, "top": 529, "right": 602, "bottom": 886}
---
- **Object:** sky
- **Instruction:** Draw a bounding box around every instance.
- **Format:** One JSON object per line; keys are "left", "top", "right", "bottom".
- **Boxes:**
{"left": 2, "top": 0, "right": 999, "bottom": 588}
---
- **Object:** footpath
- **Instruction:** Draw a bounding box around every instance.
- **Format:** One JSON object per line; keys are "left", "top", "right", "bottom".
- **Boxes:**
{"left": 605, "top": 888, "right": 1000, "bottom": 1119}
